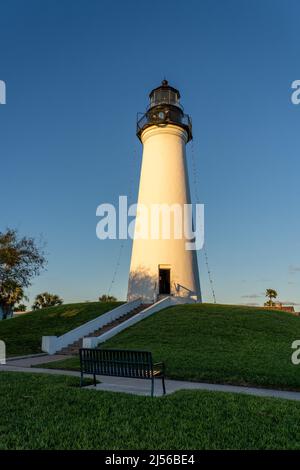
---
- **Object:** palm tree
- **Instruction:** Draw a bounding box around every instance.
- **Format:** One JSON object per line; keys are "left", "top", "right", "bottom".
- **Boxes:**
{"left": 265, "top": 289, "right": 278, "bottom": 307}
{"left": 0, "top": 280, "right": 27, "bottom": 319}
{"left": 32, "top": 292, "right": 63, "bottom": 310}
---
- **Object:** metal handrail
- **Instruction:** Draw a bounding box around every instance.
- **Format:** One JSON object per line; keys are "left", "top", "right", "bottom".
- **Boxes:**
{"left": 136, "top": 111, "right": 192, "bottom": 137}
{"left": 174, "top": 283, "right": 196, "bottom": 295}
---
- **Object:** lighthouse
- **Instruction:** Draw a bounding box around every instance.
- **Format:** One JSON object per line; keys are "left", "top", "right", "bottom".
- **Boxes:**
{"left": 127, "top": 80, "right": 201, "bottom": 304}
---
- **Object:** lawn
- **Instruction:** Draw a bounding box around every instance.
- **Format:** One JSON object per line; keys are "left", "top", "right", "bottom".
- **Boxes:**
{"left": 40, "top": 303, "right": 300, "bottom": 391}
{"left": 0, "top": 372, "right": 300, "bottom": 450}
{"left": 0, "top": 301, "right": 122, "bottom": 357}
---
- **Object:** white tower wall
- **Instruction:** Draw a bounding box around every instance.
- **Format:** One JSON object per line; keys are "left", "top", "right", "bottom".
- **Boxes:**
{"left": 127, "top": 124, "right": 201, "bottom": 303}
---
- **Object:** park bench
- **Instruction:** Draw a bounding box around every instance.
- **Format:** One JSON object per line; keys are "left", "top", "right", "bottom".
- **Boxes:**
{"left": 79, "top": 348, "right": 166, "bottom": 397}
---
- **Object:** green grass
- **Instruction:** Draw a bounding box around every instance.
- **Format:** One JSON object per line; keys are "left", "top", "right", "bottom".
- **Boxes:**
{"left": 1, "top": 372, "right": 300, "bottom": 449}
{"left": 0, "top": 301, "right": 122, "bottom": 357}
{"left": 38, "top": 356, "right": 81, "bottom": 371}
{"left": 41, "top": 303, "right": 300, "bottom": 391}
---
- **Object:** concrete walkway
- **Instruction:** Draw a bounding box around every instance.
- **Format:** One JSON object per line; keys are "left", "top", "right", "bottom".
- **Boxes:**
{"left": 0, "top": 364, "right": 81, "bottom": 377}
{"left": 6, "top": 354, "right": 72, "bottom": 368}
{"left": 1, "top": 360, "right": 300, "bottom": 401}
{"left": 85, "top": 376, "right": 300, "bottom": 400}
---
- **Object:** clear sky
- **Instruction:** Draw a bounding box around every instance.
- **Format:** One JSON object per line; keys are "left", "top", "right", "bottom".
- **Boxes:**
{"left": 0, "top": 0, "right": 299, "bottom": 307}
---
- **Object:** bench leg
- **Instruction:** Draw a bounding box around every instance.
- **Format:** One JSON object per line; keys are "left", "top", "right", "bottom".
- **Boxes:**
{"left": 93, "top": 374, "right": 96, "bottom": 387}
{"left": 162, "top": 376, "right": 166, "bottom": 395}
{"left": 151, "top": 378, "right": 154, "bottom": 397}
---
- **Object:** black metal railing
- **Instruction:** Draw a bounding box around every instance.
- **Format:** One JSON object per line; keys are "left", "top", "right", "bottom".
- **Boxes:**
{"left": 136, "top": 110, "right": 192, "bottom": 141}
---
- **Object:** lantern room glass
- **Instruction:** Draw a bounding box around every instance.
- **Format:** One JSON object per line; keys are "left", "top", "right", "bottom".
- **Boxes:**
{"left": 149, "top": 89, "right": 181, "bottom": 109}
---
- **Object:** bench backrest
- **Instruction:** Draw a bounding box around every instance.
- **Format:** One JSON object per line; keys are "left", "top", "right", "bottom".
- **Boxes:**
{"left": 79, "top": 348, "right": 154, "bottom": 379}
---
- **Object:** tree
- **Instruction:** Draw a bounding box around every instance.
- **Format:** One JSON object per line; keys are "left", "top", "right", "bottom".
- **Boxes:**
{"left": 0, "top": 229, "right": 46, "bottom": 319}
{"left": 0, "top": 229, "right": 46, "bottom": 289}
{"left": 0, "top": 280, "right": 26, "bottom": 319}
{"left": 98, "top": 294, "right": 117, "bottom": 302}
{"left": 265, "top": 288, "right": 278, "bottom": 307}
{"left": 14, "top": 304, "right": 27, "bottom": 312}
{"left": 32, "top": 292, "right": 63, "bottom": 310}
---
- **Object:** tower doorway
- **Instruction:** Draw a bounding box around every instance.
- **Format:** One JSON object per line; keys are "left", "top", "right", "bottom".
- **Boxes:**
{"left": 159, "top": 268, "right": 171, "bottom": 295}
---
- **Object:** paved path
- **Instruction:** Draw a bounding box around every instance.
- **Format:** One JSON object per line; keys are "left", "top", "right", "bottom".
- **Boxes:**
{"left": 0, "top": 364, "right": 81, "bottom": 377}
{"left": 1, "top": 359, "right": 300, "bottom": 401}
{"left": 86, "top": 376, "right": 300, "bottom": 400}
{"left": 6, "top": 354, "right": 72, "bottom": 368}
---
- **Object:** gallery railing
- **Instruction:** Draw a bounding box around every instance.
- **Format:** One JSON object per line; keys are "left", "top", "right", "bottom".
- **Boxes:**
{"left": 136, "top": 110, "right": 192, "bottom": 140}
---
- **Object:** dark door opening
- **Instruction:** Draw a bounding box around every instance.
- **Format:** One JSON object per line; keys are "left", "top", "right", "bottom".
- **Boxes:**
{"left": 159, "top": 268, "right": 171, "bottom": 295}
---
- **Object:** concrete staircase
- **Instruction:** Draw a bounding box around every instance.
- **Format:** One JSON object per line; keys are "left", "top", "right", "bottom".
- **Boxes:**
{"left": 58, "top": 303, "right": 152, "bottom": 356}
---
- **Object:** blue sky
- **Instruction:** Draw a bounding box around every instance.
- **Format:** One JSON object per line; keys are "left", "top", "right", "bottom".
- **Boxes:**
{"left": 0, "top": 0, "right": 299, "bottom": 307}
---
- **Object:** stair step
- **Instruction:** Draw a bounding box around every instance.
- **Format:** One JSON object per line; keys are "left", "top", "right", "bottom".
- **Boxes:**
{"left": 57, "top": 303, "right": 152, "bottom": 356}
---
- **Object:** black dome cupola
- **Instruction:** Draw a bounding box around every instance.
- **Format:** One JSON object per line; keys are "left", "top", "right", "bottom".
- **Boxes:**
{"left": 137, "top": 80, "right": 192, "bottom": 142}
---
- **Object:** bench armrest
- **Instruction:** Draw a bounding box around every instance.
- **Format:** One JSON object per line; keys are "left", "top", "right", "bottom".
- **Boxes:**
{"left": 153, "top": 362, "right": 165, "bottom": 372}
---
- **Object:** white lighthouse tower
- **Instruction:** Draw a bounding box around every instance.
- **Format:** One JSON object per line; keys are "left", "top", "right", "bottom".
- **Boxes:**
{"left": 127, "top": 80, "right": 201, "bottom": 304}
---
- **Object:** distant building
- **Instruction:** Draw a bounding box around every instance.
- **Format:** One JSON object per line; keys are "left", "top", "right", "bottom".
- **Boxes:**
{"left": 264, "top": 301, "right": 297, "bottom": 314}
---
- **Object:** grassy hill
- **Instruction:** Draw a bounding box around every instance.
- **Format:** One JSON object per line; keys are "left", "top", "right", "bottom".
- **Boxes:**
{"left": 0, "top": 301, "right": 122, "bottom": 357}
{"left": 43, "top": 303, "right": 300, "bottom": 391}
